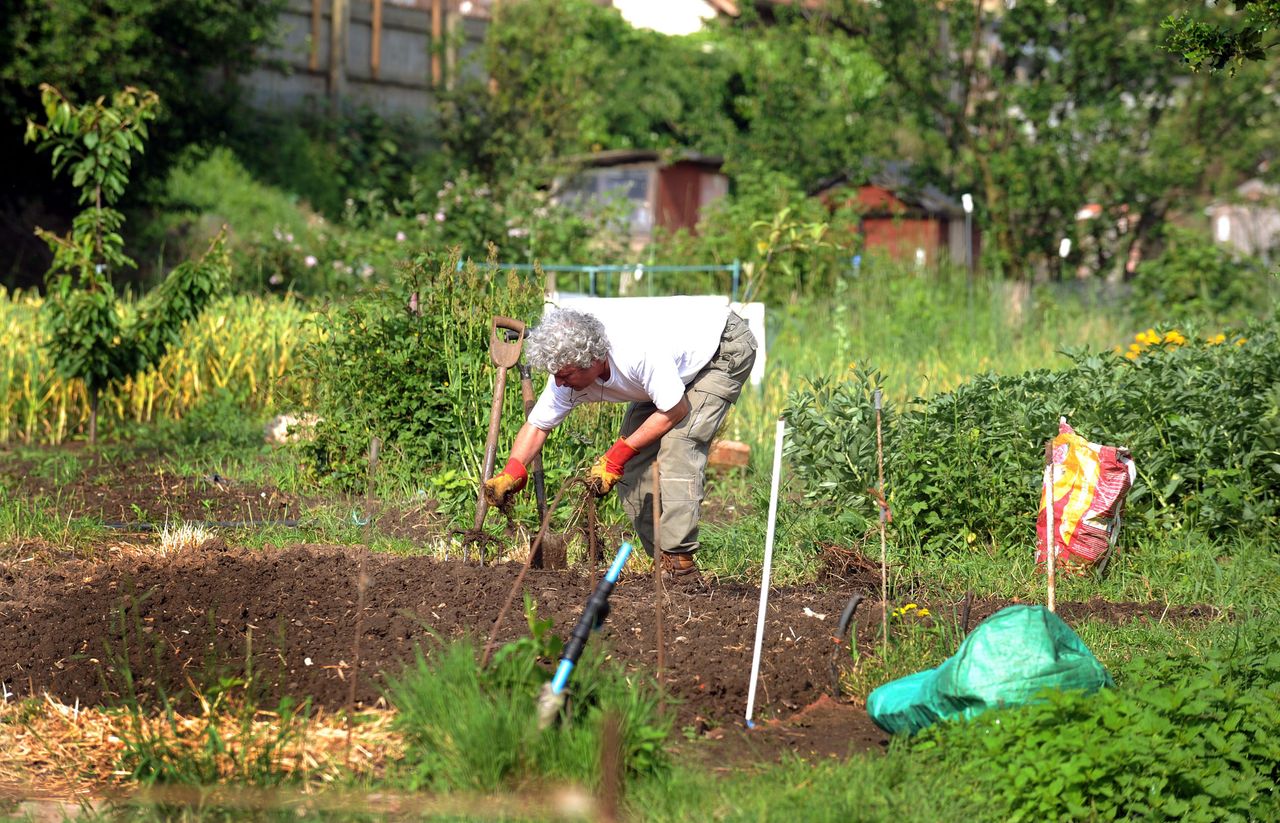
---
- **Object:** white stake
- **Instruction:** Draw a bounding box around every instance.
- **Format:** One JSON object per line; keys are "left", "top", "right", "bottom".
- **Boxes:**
{"left": 1044, "top": 441, "right": 1056, "bottom": 613}
{"left": 746, "top": 418, "right": 785, "bottom": 729}
{"left": 875, "top": 389, "right": 888, "bottom": 656}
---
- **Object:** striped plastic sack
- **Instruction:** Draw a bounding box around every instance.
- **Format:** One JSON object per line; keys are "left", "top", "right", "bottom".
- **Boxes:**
{"left": 1035, "top": 421, "right": 1136, "bottom": 567}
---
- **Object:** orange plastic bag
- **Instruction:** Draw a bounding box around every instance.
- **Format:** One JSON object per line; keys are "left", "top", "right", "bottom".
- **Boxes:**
{"left": 1035, "top": 421, "right": 1135, "bottom": 567}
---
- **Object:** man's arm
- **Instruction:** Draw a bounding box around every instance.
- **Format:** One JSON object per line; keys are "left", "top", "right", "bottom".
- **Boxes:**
{"left": 622, "top": 396, "right": 690, "bottom": 450}
{"left": 510, "top": 422, "right": 551, "bottom": 466}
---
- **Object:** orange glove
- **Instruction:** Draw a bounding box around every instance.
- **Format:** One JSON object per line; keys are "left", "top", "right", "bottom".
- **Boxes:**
{"left": 484, "top": 457, "right": 528, "bottom": 508}
{"left": 587, "top": 438, "right": 638, "bottom": 496}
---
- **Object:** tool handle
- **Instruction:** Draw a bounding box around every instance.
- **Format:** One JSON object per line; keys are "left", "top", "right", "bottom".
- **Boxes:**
{"left": 493, "top": 315, "right": 526, "bottom": 336}
{"left": 519, "top": 363, "right": 548, "bottom": 518}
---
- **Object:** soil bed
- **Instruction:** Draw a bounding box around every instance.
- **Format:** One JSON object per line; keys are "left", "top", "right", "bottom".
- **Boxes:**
{"left": 1, "top": 544, "right": 1211, "bottom": 741}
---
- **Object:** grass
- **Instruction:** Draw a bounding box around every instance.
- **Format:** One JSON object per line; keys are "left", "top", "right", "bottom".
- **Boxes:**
{"left": 0, "top": 493, "right": 108, "bottom": 555}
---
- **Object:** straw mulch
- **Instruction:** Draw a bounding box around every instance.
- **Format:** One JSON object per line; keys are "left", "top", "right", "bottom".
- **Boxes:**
{"left": 0, "top": 693, "right": 403, "bottom": 799}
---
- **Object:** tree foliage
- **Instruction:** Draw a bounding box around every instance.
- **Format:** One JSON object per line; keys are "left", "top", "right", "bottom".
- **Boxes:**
{"left": 1164, "top": 0, "right": 1280, "bottom": 73}
{"left": 440, "top": 0, "right": 882, "bottom": 189}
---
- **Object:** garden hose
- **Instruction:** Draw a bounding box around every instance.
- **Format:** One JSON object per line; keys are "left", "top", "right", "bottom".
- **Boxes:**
{"left": 537, "top": 541, "right": 634, "bottom": 730}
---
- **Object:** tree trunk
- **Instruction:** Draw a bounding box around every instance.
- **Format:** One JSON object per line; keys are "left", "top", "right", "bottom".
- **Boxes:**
{"left": 89, "top": 389, "right": 99, "bottom": 445}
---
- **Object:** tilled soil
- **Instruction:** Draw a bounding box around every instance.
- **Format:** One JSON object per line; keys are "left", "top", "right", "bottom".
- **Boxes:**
{"left": 0, "top": 543, "right": 1213, "bottom": 739}
{"left": 4, "top": 453, "right": 300, "bottom": 529}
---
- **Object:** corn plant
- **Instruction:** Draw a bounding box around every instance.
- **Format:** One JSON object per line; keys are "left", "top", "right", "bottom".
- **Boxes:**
{"left": 0, "top": 291, "right": 312, "bottom": 445}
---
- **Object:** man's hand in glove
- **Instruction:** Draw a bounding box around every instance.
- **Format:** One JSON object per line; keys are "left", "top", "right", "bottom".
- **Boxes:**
{"left": 484, "top": 458, "right": 528, "bottom": 508}
{"left": 587, "top": 438, "right": 638, "bottom": 496}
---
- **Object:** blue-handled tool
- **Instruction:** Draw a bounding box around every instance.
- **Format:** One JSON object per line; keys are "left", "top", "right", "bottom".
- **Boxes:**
{"left": 536, "top": 541, "right": 634, "bottom": 729}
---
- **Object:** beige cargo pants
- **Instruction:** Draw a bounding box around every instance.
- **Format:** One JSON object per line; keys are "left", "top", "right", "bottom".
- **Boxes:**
{"left": 617, "top": 312, "right": 757, "bottom": 557}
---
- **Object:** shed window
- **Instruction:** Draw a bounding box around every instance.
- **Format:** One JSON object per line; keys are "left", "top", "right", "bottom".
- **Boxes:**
{"left": 560, "top": 166, "right": 653, "bottom": 235}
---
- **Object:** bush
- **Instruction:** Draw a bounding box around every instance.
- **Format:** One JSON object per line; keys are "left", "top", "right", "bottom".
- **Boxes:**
{"left": 912, "top": 618, "right": 1280, "bottom": 821}
{"left": 786, "top": 307, "right": 1280, "bottom": 552}
{"left": 1130, "top": 227, "right": 1276, "bottom": 324}
{"left": 295, "top": 255, "right": 541, "bottom": 491}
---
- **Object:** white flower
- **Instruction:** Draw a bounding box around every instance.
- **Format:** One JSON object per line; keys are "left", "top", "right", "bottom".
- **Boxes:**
{"left": 507, "top": 227, "right": 529, "bottom": 238}
{"left": 435, "top": 210, "right": 446, "bottom": 223}
{"left": 284, "top": 233, "right": 294, "bottom": 243}
{"left": 360, "top": 264, "right": 374, "bottom": 279}
{"left": 416, "top": 213, "right": 429, "bottom": 225}
{"left": 304, "top": 255, "right": 318, "bottom": 268}
{"left": 269, "top": 273, "right": 284, "bottom": 285}
{"left": 396, "top": 231, "right": 407, "bottom": 242}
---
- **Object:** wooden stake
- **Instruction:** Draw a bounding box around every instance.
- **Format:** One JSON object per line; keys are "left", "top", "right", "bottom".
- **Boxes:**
{"left": 370, "top": 0, "right": 383, "bottom": 79}
{"left": 347, "top": 435, "right": 379, "bottom": 760}
{"left": 430, "top": 0, "right": 443, "bottom": 88}
{"left": 328, "top": 0, "right": 348, "bottom": 107}
{"left": 599, "top": 710, "right": 622, "bottom": 822}
{"left": 309, "top": 0, "right": 322, "bottom": 71}
{"left": 875, "top": 390, "right": 888, "bottom": 657}
{"left": 652, "top": 460, "right": 666, "bottom": 716}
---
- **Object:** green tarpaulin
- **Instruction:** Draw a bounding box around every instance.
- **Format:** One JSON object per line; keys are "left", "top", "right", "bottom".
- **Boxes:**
{"left": 866, "top": 604, "right": 1113, "bottom": 735}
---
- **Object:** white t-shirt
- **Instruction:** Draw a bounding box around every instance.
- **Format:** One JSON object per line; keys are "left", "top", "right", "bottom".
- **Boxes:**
{"left": 526, "top": 305, "right": 730, "bottom": 430}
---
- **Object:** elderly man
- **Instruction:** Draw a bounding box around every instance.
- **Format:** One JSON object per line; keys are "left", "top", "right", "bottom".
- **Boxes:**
{"left": 483, "top": 305, "right": 757, "bottom": 577}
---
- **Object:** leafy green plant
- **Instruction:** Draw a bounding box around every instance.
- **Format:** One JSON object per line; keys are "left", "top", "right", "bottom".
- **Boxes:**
{"left": 912, "top": 618, "right": 1280, "bottom": 821}
{"left": 25, "top": 85, "right": 229, "bottom": 442}
{"left": 385, "top": 597, "right": 670, "bottom": 792}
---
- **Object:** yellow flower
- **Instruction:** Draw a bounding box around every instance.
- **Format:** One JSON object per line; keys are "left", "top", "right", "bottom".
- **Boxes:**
{"left": 1128, "top": 343, "right": 1143, "bottom": 352}
{"left": 917, "top": 609, "right": 931, "bottom": 618}
{"left": 1137, "top": 328, "right": 1160, "bottom": 346}
{"left": 1236, "top": 337, "right": 1248, "bottom": 346}
{"left": 1163, "top": 330, "right": 1186, "bottom": 345}
{"left": 1207, "top": 333, "right": 1227, "bottom": 346}
{"left": 1125, "top": 350, "right": 1140, "bottom": 361}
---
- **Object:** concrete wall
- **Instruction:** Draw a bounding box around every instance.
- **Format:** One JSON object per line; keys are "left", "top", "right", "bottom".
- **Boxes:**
{"left": 239, "top": 0, "right": 487, "bottom": 119}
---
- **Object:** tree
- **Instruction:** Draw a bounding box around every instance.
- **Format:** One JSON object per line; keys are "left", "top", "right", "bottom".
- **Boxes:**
{"left": 440, "top": 0, "right": 883, "bottom": 190}
{"left": 846, "top": 0, "right": 1279, "bottom": 280}
{"left": 25, "top": 85, "right": 228, "bottom": 443}
{"left": 1164, "top": 1, "right": 1280, "bottom": 72}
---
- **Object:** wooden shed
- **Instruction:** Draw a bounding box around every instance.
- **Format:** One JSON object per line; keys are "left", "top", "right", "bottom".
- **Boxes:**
{"left": 812, "top": 168, "right": 976, "bottom": 267}
{"left": 556, "top": 150, "right": 729, "bottom": 248}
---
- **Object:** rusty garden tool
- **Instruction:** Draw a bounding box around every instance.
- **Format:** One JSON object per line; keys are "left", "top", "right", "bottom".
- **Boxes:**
{"left": 518, "top": 361, "right": 549, "bottom": 523}
{"left": 518, "top": 360, "right": 567, "bottom": 569}
{"left": 470, "top": 316, "right": 526, "bottom": 555}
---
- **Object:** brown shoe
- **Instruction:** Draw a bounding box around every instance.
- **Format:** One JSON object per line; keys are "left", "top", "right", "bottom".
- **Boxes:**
{"left": 660, "top": 552, "right": 699, "bottom": 577}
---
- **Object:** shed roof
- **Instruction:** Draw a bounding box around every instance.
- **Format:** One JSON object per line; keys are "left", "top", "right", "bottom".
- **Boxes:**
{"left": 810, "top": 162, "right": 965, "bottom": 218}
{"left": 565, "top": 148, "right": 726, "bottom": 170}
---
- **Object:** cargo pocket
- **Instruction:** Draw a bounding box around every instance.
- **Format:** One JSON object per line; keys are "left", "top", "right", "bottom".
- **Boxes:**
{"left": 681, "top": 386, "right": 734, "bottom": 447}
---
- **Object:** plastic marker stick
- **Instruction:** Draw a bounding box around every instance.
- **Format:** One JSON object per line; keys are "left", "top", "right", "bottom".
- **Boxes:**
{"left": 746, "top": 419, "right": 786, "bottom": 728}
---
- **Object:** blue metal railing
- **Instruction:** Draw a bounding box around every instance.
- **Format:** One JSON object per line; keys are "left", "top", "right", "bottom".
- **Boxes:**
{"left": 457, "top": 260, "right": 743, "bottom": 303}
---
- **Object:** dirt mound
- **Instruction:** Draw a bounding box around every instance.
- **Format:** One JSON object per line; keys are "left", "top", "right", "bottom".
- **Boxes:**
{"left": 0, "top": 544, "right": 1214, "bottom": 732}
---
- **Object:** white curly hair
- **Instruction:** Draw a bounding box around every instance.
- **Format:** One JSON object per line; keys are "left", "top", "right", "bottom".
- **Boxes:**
{"left": 525, "top": 308, "right": 611, "bottom": 373}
